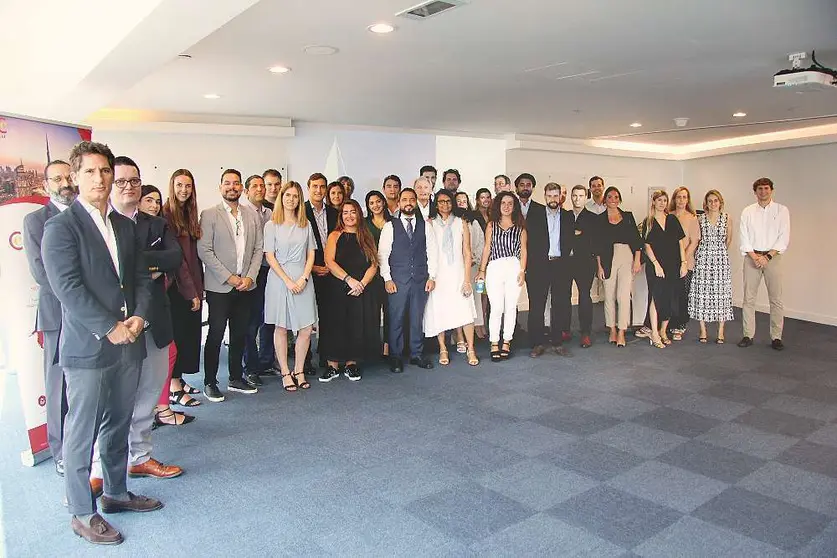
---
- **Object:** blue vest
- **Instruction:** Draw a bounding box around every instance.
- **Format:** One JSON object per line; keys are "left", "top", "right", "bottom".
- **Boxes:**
{"left": 389, "top": 216, "right": 429, "bottom": 284}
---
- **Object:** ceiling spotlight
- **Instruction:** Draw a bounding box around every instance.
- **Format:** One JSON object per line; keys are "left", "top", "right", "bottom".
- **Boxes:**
{"left": 268, "top": 65, "right": 291, "bottom": 74}
{"left": 732, "top": 111, "right": 747, "bottom": 118}
{"left": 630, "top": 122, "right": 642, "bottom": 128}
{"left": 203, "top": 93, "right": 221, "bottom": 99}
{"left": 368, "top": 23, "right": 396, "bottom": 34}
{"left": 304, "top": 45, "right": 339, "bottom": 56}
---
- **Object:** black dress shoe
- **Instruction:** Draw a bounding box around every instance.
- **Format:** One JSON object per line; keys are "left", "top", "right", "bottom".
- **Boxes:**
{"left": 261, "top": 367, "right": 281, "bottom": 377}
{"left": 390, "top": 358, "right": 403, "bottom": 374}
{"left": 771, "top": 338, "right": 785, "bottom": 351}
{"left": 244, "top": 372, "right": 263, "bottom": 387}
{"left": 55, "top": 459, "right": 64, "bottom": 477}
{"left": 737, "top": 336, "right": 753, "bottom": 348}
{"left": 409, "top": 356, "right": 435, "bottom": 369}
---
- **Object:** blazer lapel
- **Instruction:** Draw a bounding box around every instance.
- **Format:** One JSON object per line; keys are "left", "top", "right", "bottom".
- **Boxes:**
{"left": 72, "top": 202, "right": 119, "bottom": 280}
{"left": 111, "top": 213, "right": 135, "bottom": 281}
{"left": 218, "top": 204, "right": 236, "bottom": 242}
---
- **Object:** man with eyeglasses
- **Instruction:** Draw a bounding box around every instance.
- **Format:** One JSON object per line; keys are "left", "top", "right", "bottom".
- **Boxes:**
{"left": 23, "top": 160, "right": 76, "bottom": 477}
{"left": 197, "top": 169, "right": 264, "bottom": 402}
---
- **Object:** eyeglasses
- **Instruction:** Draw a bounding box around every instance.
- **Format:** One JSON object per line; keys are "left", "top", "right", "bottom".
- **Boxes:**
{"left": 48, "top": 176, "right": 71, "bottom": 185}
{"left": 437, "top": 199, "right": 452, "bottom": 205}
{"left": 114, "top": 178, "right": 142, "bottom": 189}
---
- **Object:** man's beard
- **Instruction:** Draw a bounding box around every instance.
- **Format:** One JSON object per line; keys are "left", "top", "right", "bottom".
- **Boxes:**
{"left": 547, "top": 201, "right": 559, "bottom": 209}
{"left": 223, "top": 191, "right": 241, "bottom": 202}
{"left": 518, "top": 190, "right": 531, "bottom": 199}
{"left": 51, "top": 187, "right": 78, "bottom": 206}
{"left": 401, "top": 206, "right": 415, "bottom": 216}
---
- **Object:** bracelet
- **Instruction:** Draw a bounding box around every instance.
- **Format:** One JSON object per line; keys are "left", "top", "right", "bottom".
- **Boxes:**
{"left": 651, "top": 259, "right": 658, "bottom": 264}
{"left": 343, "top": 275, "right": 351, "bottom": 283}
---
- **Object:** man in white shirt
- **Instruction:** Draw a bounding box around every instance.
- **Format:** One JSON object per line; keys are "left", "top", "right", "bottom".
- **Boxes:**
{"left": 585, "top": 176, "right": 607, "bottom": 215}
{"left": 738, "top": 177, "right": 790, "bottom": 350}
{"left": 515, "top": 173, "right": 536, "bottom": 218}
{"left": 378, "top": 186, "right": 439, "bottom": 373}
{"left": 415, "top": 176, "right": 433, "bottom": 219}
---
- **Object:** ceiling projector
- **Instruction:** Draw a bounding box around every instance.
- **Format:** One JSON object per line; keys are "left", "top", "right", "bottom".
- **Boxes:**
{"left": 774, "top": 51, "right": 837, "bottom": 91}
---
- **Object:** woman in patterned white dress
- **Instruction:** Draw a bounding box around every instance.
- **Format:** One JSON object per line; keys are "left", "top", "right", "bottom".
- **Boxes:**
{"left": 688, "top": 189, "right": 735, "bottom": 343}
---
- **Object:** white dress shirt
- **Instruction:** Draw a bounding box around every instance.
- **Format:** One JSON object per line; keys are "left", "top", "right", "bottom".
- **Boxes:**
{"left": 51, "top": 199, "right": 70, "bottom": 212}
{"left": 585, "top": 199, "right": 607, "bottom": 215}
{"left": 520, "top": 199, "right": 531, "bottom": 218}
{"left": 377, "top": 213, "right": 439, "bottom": 282}
{"left": 224, "top": 202, "right": 247, "bottom": 275}
{"left": 310, "top": 202, "right": 328, "bottom": 248}
{"left": 241, "top": 197, "right": 272, "bottom": 265}
{"left": 77, "top": 196, "right": 120, "bottom": 280}
{"left": 739, "top": 201, "right": 790, "bottom": 256}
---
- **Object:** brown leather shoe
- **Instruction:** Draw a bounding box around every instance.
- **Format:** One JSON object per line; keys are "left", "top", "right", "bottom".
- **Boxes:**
{"left": 129, "top": 458, "right": 183, "bottom": 479}
{"left": 90, "top": 478, "right": 104, "bottom": 499}
{"left": 101, "top": 492, "right": 164, "bottom": 514}
{"left": 529, "top": 344, "right": 546, "bottom": 358}
{"left": 71, "top": 513, "right": 123, "bottom": 545}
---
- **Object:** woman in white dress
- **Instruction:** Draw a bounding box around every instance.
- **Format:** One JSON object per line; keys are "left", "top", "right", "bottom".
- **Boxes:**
{"left": 264, "top": 182, "right": 317, "bottom": 392}
{"left": 455, "top": 191, "right": 486, "bottom": 343}
{"left": 423, "top": 190, "right": 479, "bottom": 366}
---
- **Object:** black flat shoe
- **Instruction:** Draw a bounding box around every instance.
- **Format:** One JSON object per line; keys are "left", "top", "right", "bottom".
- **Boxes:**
{"left": 409, "top": 356, "right": 435, "bottom": 369}
{"left": 771, "top": 339, "right": 785, "bottom": 351}
{"left": 737, "top": 336, "right": 753, "bottom": 348}
{"left": 390, "top": 358, "right": 404, "bottom": 374}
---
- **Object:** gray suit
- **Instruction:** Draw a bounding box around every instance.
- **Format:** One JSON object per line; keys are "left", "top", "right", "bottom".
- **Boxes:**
{"left": 42, "top": 201, "right": 152, "bottom": 515}
{"left": 23, "top": 201, "right": 66, "bottom": 463}
{"left": 197, "top": 202, "right": 263, "bottom": 386}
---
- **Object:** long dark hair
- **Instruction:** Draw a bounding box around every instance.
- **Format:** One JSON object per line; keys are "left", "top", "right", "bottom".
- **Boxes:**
{"left": 430, "top": 188, "right": 456, "bottom": 219}
{"left": 163, "top": 169, "right": 201, "bottom": 239}
{"left": 490, "top": 191, "right": 525, "bottom": 229}
{"left": 364, "top": 190, "right": 391, "bottom": 223}
{"left": 336, "top": 199, "right": 378, "bottom": 264}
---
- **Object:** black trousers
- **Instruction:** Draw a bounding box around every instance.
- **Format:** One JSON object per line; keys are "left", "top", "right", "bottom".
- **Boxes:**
{"left": 168, "top": 287, "right": 203, "bottom": 379}
{"left": 527, "top": 258, "right": 572, "bottom": 346}
{"left": 670, "top": 270, "right": 692, "bottom": 330}
{"left": 244, "top": 266, "right": 275, "bottom": 373}
{"left": 566, "top": 255, "right": 596, "bottom": 335}
{"left": 204, "top": 289, "right": 252, "bottom": 386}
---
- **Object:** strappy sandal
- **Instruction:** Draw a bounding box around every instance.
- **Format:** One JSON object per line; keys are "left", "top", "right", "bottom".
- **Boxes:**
{"left": 500, "top": 341, "right": 511, "bottom": 359}
{"left": 456, "top": 341, "right": 467, "bottom": 354}
{"left": 170, "top": 389, "right": 201, "bottom": 407}
{"left": 293, "top": 372, "right": 311, "bottom": 389}
{"left": 467, "top": 349, "right": 479, "bottom": 366}
{"left": 439, "top": 347, "right": 450, "bottom": 366}
{"left": 490, "top": 343, "right": 502, "bottom": 362}
{"left": 154, "top": 408, "right": 195, "bottom": 427}
{"left": 281, "top": 372, "right": 298, "bottom": 392}
{"left": 699, "top": 336, "right": 708, "bottom": 343}
{"left": 661, "top": 335, "right": 672, "bottom": 346}
{"left": 649, "top": 335, "right": 666, "bottom": 349}
{"left": 182, "top": 383, "right": 200, "bottom": 395}
{"left": 716, "top": 337, "right": 725, "bottom": 344}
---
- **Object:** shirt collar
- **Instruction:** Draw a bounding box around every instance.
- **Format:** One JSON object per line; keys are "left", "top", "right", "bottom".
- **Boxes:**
{"left": 51, "top": 199, "right": 69, "bottom": 212}
{"left": 222, "top": 201, "right": 239, "bottom": 215}
{"left": 77, "top": 196, "right": 113, "bottom": 220}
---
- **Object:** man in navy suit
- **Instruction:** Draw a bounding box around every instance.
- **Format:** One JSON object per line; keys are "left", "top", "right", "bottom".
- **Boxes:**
{"left": 23, "top": 159, "right": 76, "bottom": 477}
{"left": 42, "top": 141, "right": 160, "bottom": 545}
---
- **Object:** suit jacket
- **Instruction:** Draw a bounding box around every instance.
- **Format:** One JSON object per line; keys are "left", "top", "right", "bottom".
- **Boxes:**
{"left": 525, "top": 202, "right": 575, "bottom": 267}
{"left": 23, "top": 202, "right": 62, "bottom": 332}
{"left": 197, "top": 203, "right": 264, "bottom": 293}
{"left": 304, "top": 201, "right": 338, "bottom": 267}
{"left": 42, "top": 201, "right": 152, "bottom": 369}
{"left": 136, "top": 212, "right": 183, "bottom": 348}
{"left": 567, "top": 208, "right": 598, "bottom": 260}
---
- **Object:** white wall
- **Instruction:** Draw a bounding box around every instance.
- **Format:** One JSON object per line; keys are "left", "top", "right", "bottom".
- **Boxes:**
{"left": 506, "top": 149, "right": 683, "bottom": 211}
{"left": 435, "top": 135, "right": 507, "bottom": 201}
{"left": 683, "top": 144, "right": 837, "bottom": 326}
{"left": 92, "top": 130, "right": 290, "bottom": 211}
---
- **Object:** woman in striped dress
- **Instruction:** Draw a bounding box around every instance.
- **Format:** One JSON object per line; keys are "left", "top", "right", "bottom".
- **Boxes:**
{"left": 475, "top": 192, "right": 528, "bottom": 361}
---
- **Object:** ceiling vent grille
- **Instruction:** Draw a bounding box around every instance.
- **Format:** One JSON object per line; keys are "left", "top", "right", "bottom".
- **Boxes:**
{"left": 397, "top": 0, "right": 468, "bottom": 20}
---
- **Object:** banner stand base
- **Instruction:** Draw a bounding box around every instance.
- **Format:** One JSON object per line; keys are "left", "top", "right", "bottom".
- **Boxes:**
{"left": 21, "top": 447, "right": 51, "bottom": 467}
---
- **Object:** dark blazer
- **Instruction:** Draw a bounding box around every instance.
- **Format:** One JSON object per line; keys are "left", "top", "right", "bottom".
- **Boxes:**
{"left": 525, "top": 202, "right": 575, "bottom": 266}
{"left": 136, "top": 212, "right": 183, "bottom": 349}
{"left": 567, "top": 208, "right": 598, "bottom": 259}
{"left": 304, "top": 201, "right": 338, "bottom": 266}
{"left": 23, "top": 202, "right": 62, "bottom": 332}
{"left": 42, "top": 201, "right": 152, "bottom": 369}
{"left": 594, "top": 209, "right": 643, "bottom": 279}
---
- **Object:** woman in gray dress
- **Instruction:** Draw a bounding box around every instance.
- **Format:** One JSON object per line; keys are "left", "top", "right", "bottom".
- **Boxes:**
{"left": 264, "top": 181, "right": 318, "bottom": 391}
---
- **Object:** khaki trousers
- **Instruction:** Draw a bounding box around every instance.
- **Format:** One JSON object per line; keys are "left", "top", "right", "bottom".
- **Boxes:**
{"left": 742, "top": 253, "right": 784, "bottom": 340}
{"left": 604, "top": 244, "right": 634, "bottom": 330}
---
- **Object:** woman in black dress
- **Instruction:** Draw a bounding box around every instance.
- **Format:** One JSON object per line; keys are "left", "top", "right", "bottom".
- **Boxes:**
{"left": 320, "top": 200, "right": 381, "bottom": 382}
{"left": 365, "top": 191, "right": 391, "bottom": 357}
{"left": 642, "top": 190, "right": 687, "bottom": 348}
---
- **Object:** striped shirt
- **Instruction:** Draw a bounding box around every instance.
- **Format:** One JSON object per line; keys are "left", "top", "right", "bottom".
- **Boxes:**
{"left": 490, "top": 223, "right": 522, "bottom": 261}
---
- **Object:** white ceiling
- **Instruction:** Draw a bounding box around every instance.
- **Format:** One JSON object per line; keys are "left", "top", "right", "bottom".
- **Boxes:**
{"left": 9, "top": 0, "right": 837, "bottom": 144}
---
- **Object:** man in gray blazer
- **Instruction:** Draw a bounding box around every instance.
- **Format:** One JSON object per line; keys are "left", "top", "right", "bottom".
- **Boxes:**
{"left": 197, "top": 168, "right": 264, "bottom": 402}
{"left": 22, "top": 159, "right": 76, "bottom": 476}
{"left": 42, "top": 141, "right": 160, "bottom": 545}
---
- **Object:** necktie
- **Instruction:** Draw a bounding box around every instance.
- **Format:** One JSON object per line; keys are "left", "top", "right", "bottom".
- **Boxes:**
{"left": 406, "top": 217, "right": 414, "bottom": 240}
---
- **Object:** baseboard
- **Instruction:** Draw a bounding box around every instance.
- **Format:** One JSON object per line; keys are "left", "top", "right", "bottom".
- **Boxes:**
{"left": 732, "top": 302, "right": 837, "bottom": 327}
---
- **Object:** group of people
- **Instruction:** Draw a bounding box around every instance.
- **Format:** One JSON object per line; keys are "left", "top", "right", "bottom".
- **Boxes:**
{"left": 23, "top": 139, "right": 790, "bottom": 545}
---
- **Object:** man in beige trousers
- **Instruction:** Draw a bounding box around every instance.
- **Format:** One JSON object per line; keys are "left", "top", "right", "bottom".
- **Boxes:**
{"left": 738, "top": 177, "right": 790, "bottom": 351}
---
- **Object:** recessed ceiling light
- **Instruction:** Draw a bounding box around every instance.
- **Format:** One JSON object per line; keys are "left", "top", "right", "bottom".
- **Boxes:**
{"left": 268, "top": 65, "right": 291, "bottom": 74}
{"left": 203, "top": 93, "right": 221, "bottom": 99}
{"left": 368, "top": 23, "right": 396, "bottom": 34}
{"left": 630, "top": 122, "right": 642, "bottom": 128}
{"left": 732, "top": 111, "right": 747, "bottom": 118}
{"left": 304, "top": 45, "right": 339, "bottom": 56}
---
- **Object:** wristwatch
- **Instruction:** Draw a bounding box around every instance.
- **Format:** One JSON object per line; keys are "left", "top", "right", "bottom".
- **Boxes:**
{"left": 766, "top": 254, "right": 773, "bottom": 261}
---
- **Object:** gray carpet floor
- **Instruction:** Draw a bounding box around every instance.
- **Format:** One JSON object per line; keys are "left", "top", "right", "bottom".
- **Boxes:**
{"left": 2, "top": 307, "right": 836, "bottom": 557}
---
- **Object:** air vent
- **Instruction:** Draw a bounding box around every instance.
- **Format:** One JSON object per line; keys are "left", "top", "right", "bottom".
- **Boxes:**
{"left": 397, "top": 0, "right": 468, "bottom": 20}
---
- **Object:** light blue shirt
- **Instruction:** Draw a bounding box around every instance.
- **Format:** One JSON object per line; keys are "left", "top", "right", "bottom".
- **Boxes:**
{"left": 547, "top": 208, "right": 561, "bottom": 258}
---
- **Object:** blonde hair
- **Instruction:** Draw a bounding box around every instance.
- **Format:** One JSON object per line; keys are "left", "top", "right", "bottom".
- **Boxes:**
{"left": 703, "top": 189, "right": 725, "bottom": 212}
{"left": 669, "top": 186, "right": 695, "bottom": 215}
{"left": 271, "top": 181, "right": 308, "bottom": 227}
{"left": 645, "top": 189, "right": 668, "bottom": 237}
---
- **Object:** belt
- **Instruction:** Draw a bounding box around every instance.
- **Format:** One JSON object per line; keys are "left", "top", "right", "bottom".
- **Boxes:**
{"left": 753, "top": 250, "right": 770, "bottom": 255}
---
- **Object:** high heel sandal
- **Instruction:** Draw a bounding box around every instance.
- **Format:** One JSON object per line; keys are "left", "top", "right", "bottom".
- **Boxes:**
{"left": 439, "top": 347, "right": 450, "bottom": 366}
{"left": 467, "top": 348, "right": 479, "bottom": 366}
{"left": 608, "top": 330, "right": 618, "bottom": 345}
{"left": 661, "top": 334, "right": 672, "bottom": 346}
{"left": 281, "top": 372, "right": 298, "bottom": 392}
{"left": 293, "top": 372, "right": 310, "bottom": 389}
{"left": 649, "top": 335, "right": 666, "bottom": 349}
{"left": 169, "top": 389, "right": 201, "bottom": 407}
{"left": 490, "top": 343, "right": 502, "bottom": 362}
{"left": 182, "top": 383, "right": 200, "bottom": 395}
{"left": 616, "top": 331, "right": 626, "bottom": 348}
{"left": 456, "top": 341, "right": 467, "bottom": 354}
{"left": 500, "top": 341, "right": 511, "bottom": 359}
